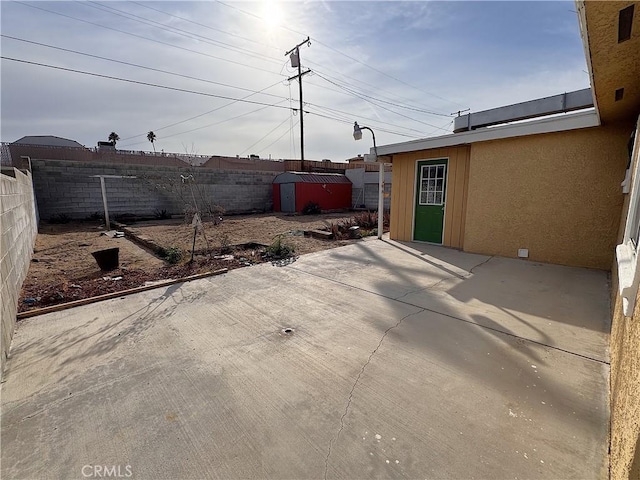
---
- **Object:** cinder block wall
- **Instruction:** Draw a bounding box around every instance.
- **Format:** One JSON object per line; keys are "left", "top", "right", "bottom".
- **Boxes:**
{"left": 1, "top": 168, "right": 37, "bottom": 373}
{"left": 31, "top": 160, "right": 277, "bottom": 220}
{"left": 348, "top": 170, "right": 392, "bottom": 210}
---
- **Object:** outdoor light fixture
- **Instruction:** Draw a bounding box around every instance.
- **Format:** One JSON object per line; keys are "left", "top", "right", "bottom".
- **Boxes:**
{"left": 353, "top": 122, "right": 363, "bottom": 141}
{"left": 353, "top": 121, "right": 385, "bottom": 240}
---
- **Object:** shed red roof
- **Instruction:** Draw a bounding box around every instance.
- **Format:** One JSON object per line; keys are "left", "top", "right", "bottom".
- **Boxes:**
{"left": 273, "top": 172, "right": 351, "bottom": 184}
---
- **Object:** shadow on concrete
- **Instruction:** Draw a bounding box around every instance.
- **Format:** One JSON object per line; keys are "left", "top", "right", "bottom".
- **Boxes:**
{"left": 370, "top": 304, "right": 604, "bottom": 431}
{"left": 7, "top": 283, "right": 206, "bottom": 383}
{"left": 336, "top": 240, "right": 610, "bottom": 336}
{"left": 302, "top": 238, "right": 610, "bottom": 432}
{"left": 381, "top": 240, "right": 469, "bottom": 279}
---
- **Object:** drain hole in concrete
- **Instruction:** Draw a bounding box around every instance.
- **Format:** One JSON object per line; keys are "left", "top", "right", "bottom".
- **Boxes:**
{"left": 282, "top": 328, "right": 294, "bottom": 335}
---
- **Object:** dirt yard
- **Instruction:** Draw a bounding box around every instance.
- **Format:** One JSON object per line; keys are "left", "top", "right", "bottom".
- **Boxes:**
{"left": 19, "top": 213, "right": 361, "bottom": 313}
{"left": 125, "top": 212, "right": 358, "bottom": 256}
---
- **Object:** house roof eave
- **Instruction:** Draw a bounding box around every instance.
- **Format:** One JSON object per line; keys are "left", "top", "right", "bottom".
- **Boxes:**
{"left": 374, "top": 110, "right": 600, "bottom": 157}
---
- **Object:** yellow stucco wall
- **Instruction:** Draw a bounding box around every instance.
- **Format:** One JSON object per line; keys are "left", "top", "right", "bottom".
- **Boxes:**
{"left": 390, "top": 146, "right": 470, "bottom": 247}
{"left": 584, "top": 1, "right": 640, "bottom": 124}
{"left": 463, "top": 124, "right": 630, "bottom": 269}
{"left": 610, "top": 266, "right": 640, "bottom": 480}
{"left": 609, "top": 124, "right": 640, "bottom": 480}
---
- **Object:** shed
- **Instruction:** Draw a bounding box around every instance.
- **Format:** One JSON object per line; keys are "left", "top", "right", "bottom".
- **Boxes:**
{"left": 273, "top": 172, "right": 352, "bottom": 213}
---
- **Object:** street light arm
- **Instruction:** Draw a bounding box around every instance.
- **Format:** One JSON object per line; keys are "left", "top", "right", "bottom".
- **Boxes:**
{"left": 360, "top": 126, "right": 377, "bottom": 153}
{"left": 353, "top": 123, "right": 377, "bottom": 157}
{"left": 352, "top": 121, "right": 383, "bottom": 240}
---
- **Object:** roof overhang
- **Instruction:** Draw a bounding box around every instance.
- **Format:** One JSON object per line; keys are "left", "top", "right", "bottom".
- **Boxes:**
{"left": 375, "top": 110, "right": 600, "bottom": 157}
{"left": 576, "top": 0, "right": 640, "bottom": 124}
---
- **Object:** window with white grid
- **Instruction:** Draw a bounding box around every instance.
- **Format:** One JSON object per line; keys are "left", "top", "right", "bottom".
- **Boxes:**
{"left": 419, "top": 164, "right": 446, "bottom": 205}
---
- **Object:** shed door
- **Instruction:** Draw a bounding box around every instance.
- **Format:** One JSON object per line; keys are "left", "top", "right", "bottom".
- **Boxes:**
{"left": 414, "top": 160, "right": 447, "bottom": 243}
{"left": 280, "top": 183, "right": 295, "bottom": 213}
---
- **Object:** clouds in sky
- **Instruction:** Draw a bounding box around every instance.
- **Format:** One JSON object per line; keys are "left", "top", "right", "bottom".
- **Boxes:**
{"left": 1, "top": 1, "right": 589, "bottom": 161}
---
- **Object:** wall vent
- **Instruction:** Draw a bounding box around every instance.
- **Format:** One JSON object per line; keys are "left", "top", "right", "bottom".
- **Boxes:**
{"left": 618, "top": 4, "right": 634, "bottom": 43}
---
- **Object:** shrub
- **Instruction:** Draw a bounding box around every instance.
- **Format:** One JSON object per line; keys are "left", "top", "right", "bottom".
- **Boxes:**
{"left": 219, "top": 233, "right": 232, "bottom": 254}
{"left": 353, "top": 211, "right": 377, "bottom": 229}
{"left": 154, "top": 209, "right": 171, "bottom": 220}
{"left": 325, "top": 218, "right": 361, "bottom": 240}
{"left": 301, "top": 201, "right": 321, "bottom": 215}
{"left": 266, "top": 234, "right": 295, "bottom": 258}
{"left": 327, "top": 222, "right": 341, "bottom": 239}
{"left": 352, "top": 211, "right": 390, "bottom": 230}
{"left": 158, "top": 246, "right": 182, "bottom": 264}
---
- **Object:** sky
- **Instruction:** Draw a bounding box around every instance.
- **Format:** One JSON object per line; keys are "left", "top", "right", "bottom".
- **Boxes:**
{"left": 0, "top": 1, "right": 590, "bottom": 161}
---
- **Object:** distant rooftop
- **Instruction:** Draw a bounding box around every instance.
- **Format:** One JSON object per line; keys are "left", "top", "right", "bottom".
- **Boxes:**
{"left": 11, "top": 135, "right": 85, "bottom": 148}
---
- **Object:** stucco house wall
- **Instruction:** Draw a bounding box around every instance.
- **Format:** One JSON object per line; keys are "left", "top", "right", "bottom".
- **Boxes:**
{"left": 610, "top": 264, "right": 640, "bottom": 480}
{"left": 609, "top": 125, "right": 640, "bottom": 480}
{"left": 463, "top": 123, "right": 630, "bottom": 269}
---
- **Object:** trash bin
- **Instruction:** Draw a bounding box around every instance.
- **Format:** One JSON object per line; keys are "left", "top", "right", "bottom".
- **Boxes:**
{"left": 92, "top": 247, "right": 120, "bottom": 271}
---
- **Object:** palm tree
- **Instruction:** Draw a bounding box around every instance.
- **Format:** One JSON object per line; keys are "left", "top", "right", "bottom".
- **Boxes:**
{"left": 108, "top": 132, "right": 120, "bottom": 146}
{"left": 147, "top": 131, "right": 157, "bottom": 153}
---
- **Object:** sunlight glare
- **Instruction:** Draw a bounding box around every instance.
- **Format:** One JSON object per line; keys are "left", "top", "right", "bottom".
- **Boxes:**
{"left": 262, "top": 0, "right": 284, "bottom": 30}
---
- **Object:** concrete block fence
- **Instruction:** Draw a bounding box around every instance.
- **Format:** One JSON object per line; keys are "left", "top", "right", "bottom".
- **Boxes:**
{"left": 31, "top": 159, "right": 278, "bottom": 221}
{"left": 346, "top": 169, "right": 392, "bottom": 210}
{"left": 1, "top": 168, "right": 37, "bottom": 373}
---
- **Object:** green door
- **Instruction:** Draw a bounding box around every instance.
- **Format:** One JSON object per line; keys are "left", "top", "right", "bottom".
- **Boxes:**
{"left": 414, "top": 159, "right": 447, "bottom": 243}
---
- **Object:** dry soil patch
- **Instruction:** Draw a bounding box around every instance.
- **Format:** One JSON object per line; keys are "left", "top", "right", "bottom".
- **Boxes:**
{"left": 19, "top": 214, "right": 360, "bottom": 312}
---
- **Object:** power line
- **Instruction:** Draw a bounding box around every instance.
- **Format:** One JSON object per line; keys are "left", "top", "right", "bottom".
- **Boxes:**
{"left": 120, "top": 87, "right": 287, "bottom": 142}
{"left": 1, "top": 56, "right": 296, "bottom": 111}
{"left": 289, "top": 83, "right": 297, "bottom": 159}
{"left": 1, "top": 34, "right": 289, "bottom": 102}
{"left": 307, "top": 103, "right": 428, "bottom": 137}
{"left": 14, "top": 1, "right": 457, "bottom": 137}
{"left": 16, "top": 0, "right": 465, "bottom": 137}
{"left": 305, "top": 61, "right": 454, "bottom": 113}
{"left": 81, "top": 1, "right": 284, "bottom": 68}
{"left": 305, "top": 86, "right": 451, "bottom": 134}
{"left": 259, "top": 119, "right": 300, "bottom": 155}
{"left": 310, "top": 73, "right": 452, "bottom": 132}
{"left": 313, "top": 72, "right": 452, "bottom": 118}
{"left": 239, "top": 116, "right": 292, "bottom": 155}
{"left": 304, "top": 110, "right": 423, "bottom": 139}
{"left": 120, "top": 100, "right": 289, "bottom": 148}
{"left": 1, "top": 48, "right": 426, "bottom": 142}
{"left": 310, "top": 38, "right": 466, "bottom": 109}
{"left": 130, "top": 1, "right": 282, "bottom": 54}
{"left": 15, "top": 1, "right": 286, "bottom": 78}
{"left": 214, "top": 0, "right": 466, "bottom": 109}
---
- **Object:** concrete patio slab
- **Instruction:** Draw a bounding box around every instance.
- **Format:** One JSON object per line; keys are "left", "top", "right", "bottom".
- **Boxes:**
{"left": 1, "top": 239, "right": 610, "bottom": 479}
{"left": 292, "top": 239, "right": 611, "bottom": 362}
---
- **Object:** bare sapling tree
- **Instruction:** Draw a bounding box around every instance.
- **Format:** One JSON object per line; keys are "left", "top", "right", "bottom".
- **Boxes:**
{"left": 138, "top": 144, "right": 225, "bottom": 260}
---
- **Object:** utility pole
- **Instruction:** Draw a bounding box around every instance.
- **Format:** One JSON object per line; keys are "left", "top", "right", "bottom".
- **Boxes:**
{"left": 285, "top": 37, "right": 311, "bottom": 170}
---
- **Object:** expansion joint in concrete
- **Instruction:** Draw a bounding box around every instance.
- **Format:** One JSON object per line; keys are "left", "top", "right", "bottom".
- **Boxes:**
{"left": 393, "top": 276, "right": 452, "bottom": 301}
{"left": 323, "top": 307, "right": 424, "bottom": 480}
